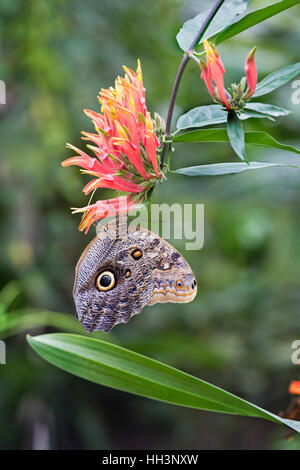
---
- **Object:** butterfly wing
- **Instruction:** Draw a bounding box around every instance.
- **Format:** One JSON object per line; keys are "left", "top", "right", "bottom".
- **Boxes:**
{"left": 73, "top": 224, "right": 153, "bottom": 332}
{"left": 73, "top": 222, "right": 197, "bottom": 332}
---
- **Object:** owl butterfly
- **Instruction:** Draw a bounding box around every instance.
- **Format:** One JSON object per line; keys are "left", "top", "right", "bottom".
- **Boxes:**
{"left": 73, "top": 219, "right": 197, "bottom": 333}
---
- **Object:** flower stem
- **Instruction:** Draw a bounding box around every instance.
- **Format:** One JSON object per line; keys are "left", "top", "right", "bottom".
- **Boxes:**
{"left": 160, "top": 0, "right": 226, "bottom": 168}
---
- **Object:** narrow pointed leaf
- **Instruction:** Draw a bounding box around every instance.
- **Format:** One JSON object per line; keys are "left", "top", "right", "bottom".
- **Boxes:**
{"left": 173, "top": 128, "right": 300, "bottom": 156}
{"left": 176, "top": 105, "right": 228, "bottom": 130}
{"left": 176, "top": 104, "right": 275, "bottom": 131}
{"left": 239, "top": 109, "right": 275, "bottom": 121}
{"left": 27, "top": 333, "right": 300, "bottom": 433}
{"left": 253, "top": 62, "right": 300, "bottom": 97}
{"left": 176, "top": 0, "right": 249, "bottom": 51}
{"left": 227, "top": 111, "right": 247, "bottom": 161}
{"left": 245, "top": 132, "right": 300, "bottom": 154}
{"left": 215, "top": 0, "right": 300, "bottom": 45}
{"left": 175, "top": 162, "right": 291, "bottom": 176}
{"left": 244, "top": 102, "right": 291, "bottom": 117}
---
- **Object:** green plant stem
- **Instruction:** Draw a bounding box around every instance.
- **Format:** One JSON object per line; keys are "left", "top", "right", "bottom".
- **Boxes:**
{"left": 160, "top": 0, "right": 226, "bottom": 169}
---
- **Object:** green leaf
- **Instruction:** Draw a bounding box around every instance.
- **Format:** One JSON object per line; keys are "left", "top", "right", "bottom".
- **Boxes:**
{"left": 173, "top": 128, "right": 300, "bottom": 156}
{"left": 227, "top": 111, "right": 247, "bottom": 161}
{"left": 239, "top": 109, "right": 275, "bottom": 121}
{"left": 253, "top": 62, "right": 300, "bottom": 97}
{"left": 215, "top": 0, "right": 300, "bottom": 45}
{"left": 245, "top": 102, "right": 291, "bottom": 117}
{"left": 176, "top": 0, "right": 249, "bottom": 51}
{"left": 176, "top": 105, "right": 228, "bottom": 130}
{"left": 245, "top": 132, "right": 300, "bottom": 154}
{"left": 175, "top": 162, "right": 290, "bottom": 176}
{"left": 173, "top": 128, "right": 242, "bottom": 143}
{"left": 27, "top": 333, "right": 300, "bottom": 433}
{"left": 176, "top": 104, "right": 276, "bottom": 131}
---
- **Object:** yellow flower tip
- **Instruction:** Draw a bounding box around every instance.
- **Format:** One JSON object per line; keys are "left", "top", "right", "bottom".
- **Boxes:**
{"left": 78, "top": 223, "right": 86, "bottom": 233}
{"left": 65, "top": 142, "right": 77, "bottom": 152}
{"left": 203, "top": 40, "right": 218, "bottom": 60}
{"left": 247, "top": 47, "right": 257, "bottom": 61}
{"left": 71, "top": 207, "right": 83, "bottom": 214}
{"left": 145, "top": 111, "right": 153, "bottom": 131}
{"left": 122, "top": 65, "right": 131, "bottom": 78}
{"left": 115, "top": 120, "right": 128, "bottom": 139}
{"left": 203, "top": 39, "right": 212, "bottom": 53}
{"left": 137, "top": 58, "right": 142, "bottom": 79}
{"left": 83, "top": 109, "right": 91, "bottom": 117}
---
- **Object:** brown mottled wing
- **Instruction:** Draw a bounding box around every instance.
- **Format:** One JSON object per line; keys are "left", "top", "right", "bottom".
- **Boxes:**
{"left": 73, "top": 220, "right": 197, "bottom": 333}
{"left": 73, "top": 223, "right": 153, "bottom": 332}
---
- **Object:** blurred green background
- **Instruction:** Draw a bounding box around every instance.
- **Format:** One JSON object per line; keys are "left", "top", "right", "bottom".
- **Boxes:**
{"left": 1, "top": 0, "right": 300, "bottom": 450}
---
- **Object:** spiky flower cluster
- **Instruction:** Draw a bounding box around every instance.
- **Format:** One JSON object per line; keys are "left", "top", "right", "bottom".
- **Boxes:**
{"left": 62, "top": 60, "right": 163, "bottom": 233}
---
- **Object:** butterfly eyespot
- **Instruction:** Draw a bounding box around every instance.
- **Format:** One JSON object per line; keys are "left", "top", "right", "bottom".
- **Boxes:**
{"left": 176, "top": 280, "right": 183, "bottom": 288}
{"left": 96, "top": 270, "right": 116, "bottom": 291}
{"left": 125, "top": 269, "right": 131, "bottom": 278}
{"left": 131, "top": 248, "right": 143, "bottom": 260}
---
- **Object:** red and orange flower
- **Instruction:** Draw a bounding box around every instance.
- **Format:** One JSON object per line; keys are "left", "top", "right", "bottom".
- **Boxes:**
{"left": 62, "top": 60, "right": 163, "bottom": 233}
{"left": 200, "top": 40, "right": 257, "bottom": 110}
